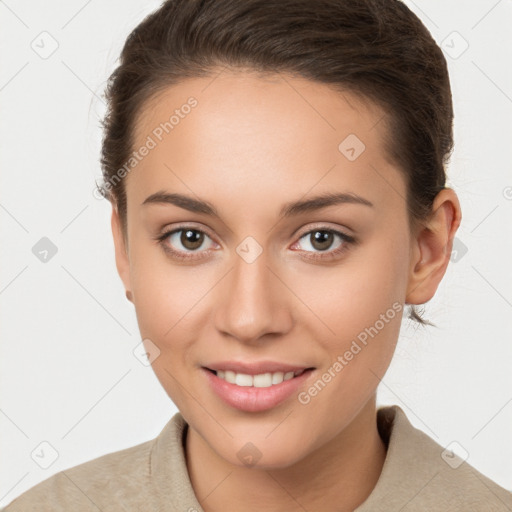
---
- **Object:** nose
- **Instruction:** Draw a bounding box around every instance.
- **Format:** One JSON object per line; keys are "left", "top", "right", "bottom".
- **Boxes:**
{"left": 213, "top": 248, "right": 293, "bottom": 345}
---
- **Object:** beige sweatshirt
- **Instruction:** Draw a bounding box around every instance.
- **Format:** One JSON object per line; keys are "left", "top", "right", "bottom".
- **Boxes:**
{"left": 3, "top": 404, "right": 512, "bottom": 511}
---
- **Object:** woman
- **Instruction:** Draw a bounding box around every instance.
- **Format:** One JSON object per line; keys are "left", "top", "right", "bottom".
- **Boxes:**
{"left": 4, "top": 0, "right": 511, "bottom": 510}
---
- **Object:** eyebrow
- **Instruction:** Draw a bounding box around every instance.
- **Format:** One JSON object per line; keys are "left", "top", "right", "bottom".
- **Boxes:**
{"left": 142, "top": 190, "right": 374, "bottom": 218}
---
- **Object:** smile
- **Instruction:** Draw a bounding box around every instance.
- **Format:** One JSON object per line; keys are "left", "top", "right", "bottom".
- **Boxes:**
{"left": 202, "top": 364, "right": 315, "bottom": 412}
{"left": 209, "top": 369, "right": 308, "bottom": 387}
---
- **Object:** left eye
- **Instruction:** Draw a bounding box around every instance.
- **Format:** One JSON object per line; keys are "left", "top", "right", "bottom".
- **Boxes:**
{"left": 295, "top": 229, "right": 350, "bottom": 253}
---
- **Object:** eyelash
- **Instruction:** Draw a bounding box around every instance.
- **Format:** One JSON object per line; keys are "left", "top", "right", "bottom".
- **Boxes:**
{"left": 154, "top": 225, "right": 357, "bottom": 262}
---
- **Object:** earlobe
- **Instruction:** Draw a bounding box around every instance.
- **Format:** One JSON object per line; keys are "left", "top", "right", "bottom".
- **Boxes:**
{"left": 405, "top": 188, "right": 462, "bottom": 305}
{"left": 110, "top": 205, "right": 132, "bottom": 300}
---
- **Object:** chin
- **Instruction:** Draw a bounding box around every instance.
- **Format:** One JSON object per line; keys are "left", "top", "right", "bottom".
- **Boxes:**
{"left": 212, "top": 432, "right": 312, "bottom": 470}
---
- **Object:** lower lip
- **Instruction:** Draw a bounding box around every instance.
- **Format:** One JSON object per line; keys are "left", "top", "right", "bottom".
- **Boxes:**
{"left": 202, "top": 368, "right": 314, "bottom": 412}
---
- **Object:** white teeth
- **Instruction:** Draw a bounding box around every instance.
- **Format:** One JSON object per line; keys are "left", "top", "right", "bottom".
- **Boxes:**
{"left": 214, "top": 369, "right": 306, "bottom": 387}
{"left": 271, "top": 372, "right": 284, "bottom": 384}
{"left": 235, "top": 373, "right": 253, "bottom": 387}
{"left": 224, "top": 370, "right": 236, "bottom": 384}
{"left": 253, "top": 373, "right": 272, "bottom": 388}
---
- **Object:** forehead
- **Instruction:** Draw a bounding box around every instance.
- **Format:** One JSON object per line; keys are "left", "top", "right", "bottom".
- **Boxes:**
{"left": 127, "top": 70, "right": 405, "bottom": 217}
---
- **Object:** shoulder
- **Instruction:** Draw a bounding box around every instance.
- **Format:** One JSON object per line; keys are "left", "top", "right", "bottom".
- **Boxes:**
{"left": 3, "top": 440, "right": 154, "bottom": 512}
{"left": 357, "top": 405, "right": 512, "bottom": 511}
{"left": 2, "top": 422, "right": 171, "bottom": 512}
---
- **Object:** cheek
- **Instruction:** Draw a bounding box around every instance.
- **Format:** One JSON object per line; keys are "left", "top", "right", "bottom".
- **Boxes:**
{"left": 290, "top": 231, "right": 408, "bottom": 406}
{"left": 128, "top": 255, "right": 212, "bottom": 408}
{"left": 128, "top": 235, "right": 211, "bottom": 337}
{"left": 294, "top": 231, "right": 408, "bottom": 339}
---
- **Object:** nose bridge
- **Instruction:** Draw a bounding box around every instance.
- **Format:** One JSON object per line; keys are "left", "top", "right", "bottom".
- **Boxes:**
{"left": 214, "top": 243, "right": 291, "bottom": 342}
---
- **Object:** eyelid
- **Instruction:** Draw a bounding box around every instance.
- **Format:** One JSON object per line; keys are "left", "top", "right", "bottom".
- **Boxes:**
{"left": 159, "top": 222, "right": 219, "bottom": 244}
{"left": 293, "top": 222, "right": 355, "bottom": 240}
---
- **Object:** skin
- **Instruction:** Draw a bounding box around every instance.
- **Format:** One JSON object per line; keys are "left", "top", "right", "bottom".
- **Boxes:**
{"left": 111, "top": 69, "right": 461, "bottom": 511}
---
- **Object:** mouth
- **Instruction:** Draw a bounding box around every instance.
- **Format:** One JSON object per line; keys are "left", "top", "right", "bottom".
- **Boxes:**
{"left": 201, "top": 364, "right": 316, "bottom": 412}
{"left": 204, "top": 367, "right": 312, "bottom": 388}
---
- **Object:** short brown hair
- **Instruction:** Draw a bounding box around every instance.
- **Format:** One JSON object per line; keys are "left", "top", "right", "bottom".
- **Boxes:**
{"left": 98, "top": 0, "right": 454, "bottom": 326}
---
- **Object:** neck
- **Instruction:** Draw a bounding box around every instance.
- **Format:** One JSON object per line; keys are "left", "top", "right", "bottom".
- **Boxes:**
{"left": 185, "top": 395, "right": 387, "bottom": 512}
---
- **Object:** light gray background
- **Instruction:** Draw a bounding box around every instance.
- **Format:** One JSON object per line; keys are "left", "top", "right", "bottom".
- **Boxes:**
{"left": 1, "top": 0, "right": 511, "bottom": 505}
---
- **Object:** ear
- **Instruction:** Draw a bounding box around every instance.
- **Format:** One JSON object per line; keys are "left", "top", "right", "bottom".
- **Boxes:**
{"left": 406, "top": 188, "right": 462, "bottom": 305}
{"left": 111, "top": 204, "right": 133, "bottom": 302}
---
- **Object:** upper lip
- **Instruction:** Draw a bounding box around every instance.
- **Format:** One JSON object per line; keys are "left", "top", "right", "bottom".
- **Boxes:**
{"left": 203, "top": 361, "right": 314, "bottom": 375}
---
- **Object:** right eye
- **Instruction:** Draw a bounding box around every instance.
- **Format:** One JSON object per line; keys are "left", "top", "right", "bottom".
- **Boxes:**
{"left": 156, "top": 226, "right": 218, "bottom": 261}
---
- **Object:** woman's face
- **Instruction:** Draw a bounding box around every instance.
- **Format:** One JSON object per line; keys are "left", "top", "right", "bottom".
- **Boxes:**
{"left": 113, "top": 70, "right": 420, "bottom": 467}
